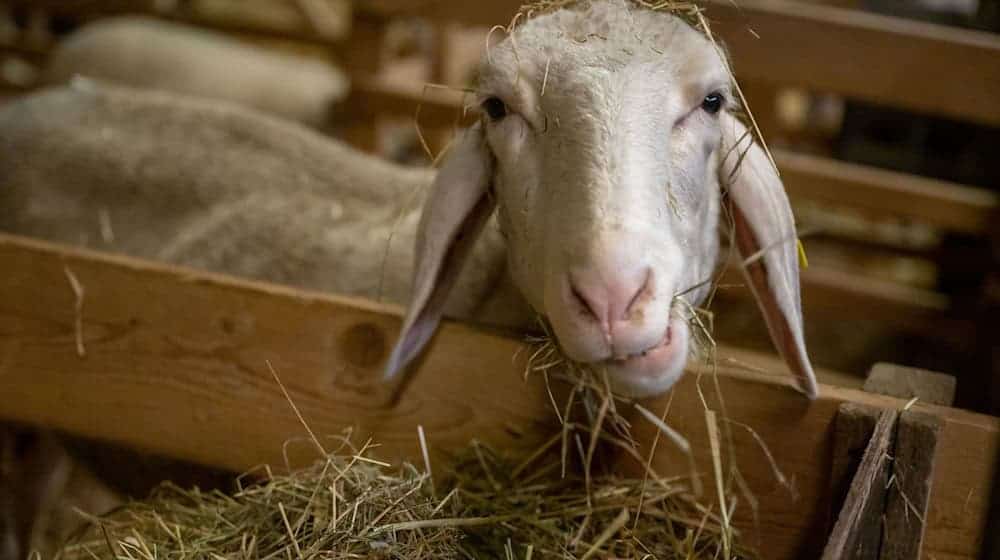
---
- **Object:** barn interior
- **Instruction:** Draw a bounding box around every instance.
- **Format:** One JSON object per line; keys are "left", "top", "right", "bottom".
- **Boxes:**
{"left": 0, "top": 1, "right": 997, "bottom": 559}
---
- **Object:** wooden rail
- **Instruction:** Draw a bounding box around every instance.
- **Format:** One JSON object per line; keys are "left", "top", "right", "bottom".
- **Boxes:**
{"left": 359, "top": 0, "right": 1000, "bottom": 126}
{"left": 0, "top": 233, "right": 995, "bottom": 559}
{"left": 776, "top": 150, "right": 999, "bottom": 236}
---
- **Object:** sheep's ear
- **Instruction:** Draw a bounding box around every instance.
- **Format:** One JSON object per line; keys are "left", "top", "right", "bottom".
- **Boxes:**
{"left": 384, "top": 124, "right": 494, "bottom": 381}
{"left": 719, "top": 112, "right": 818, "bottom": 399}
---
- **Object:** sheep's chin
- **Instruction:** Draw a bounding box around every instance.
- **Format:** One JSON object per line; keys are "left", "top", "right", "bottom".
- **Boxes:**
{"left": 602, "top": 317, "right": 691, "bottom": 398}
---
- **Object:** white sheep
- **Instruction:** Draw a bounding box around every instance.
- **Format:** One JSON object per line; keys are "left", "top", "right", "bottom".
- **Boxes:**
{"left": 1, "top": 0, "right": 817, "bottom": 400}
{"left": 0, "top": 80, "right": 533, "bottom": 331}
{"left": 43, "top": 16, "right": 349, "bottom": 129}
{"left": 384, "top": 1, "right": 818, "bottom": 398}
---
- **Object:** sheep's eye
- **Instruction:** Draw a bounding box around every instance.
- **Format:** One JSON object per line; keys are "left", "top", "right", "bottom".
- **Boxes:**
{"left": 482, "top": 97, "right": 508, "bottom": 121}
{"left": 701, "top": 92, "right": 724, "bottom": 114}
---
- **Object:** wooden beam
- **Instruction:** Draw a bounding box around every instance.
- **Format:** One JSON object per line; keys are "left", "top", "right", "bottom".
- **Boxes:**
{"left": 359, "top": 0, "right": 1000, "bottom": 126}
{"left": 0, "top": 233, "right": 560, "bottom": 473}
{"left": 0, "top": 233, "right": 995, "bottom": 559}
{"left": 715, "top": 265, "right": 973, "bottom": 342}
{"left": 704, "top": 0, "right": 1000, "bottom": 127}
{"left": 777, "top": 150, "right": 998, "bottom": 236}
{"left": 822, "top": 406, "right": 897, "bottom": 559}
{"left": 864, "top": 363, "right": 957, "bottom": 407}
{"left": 882, "top": 410, "right": 943, "bottom": 560}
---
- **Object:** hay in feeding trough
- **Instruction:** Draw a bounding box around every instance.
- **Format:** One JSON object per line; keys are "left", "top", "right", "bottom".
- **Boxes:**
{"left": 57, "top": 434, "right": 758, "bottom": 560}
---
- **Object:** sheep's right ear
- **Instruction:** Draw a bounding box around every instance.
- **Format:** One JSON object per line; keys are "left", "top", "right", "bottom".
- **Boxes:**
{"left": 384, "top": 124, "right": 494, "bottom": 381}
{"left": 719, "top": 112, "right": 819, "bottom": 399}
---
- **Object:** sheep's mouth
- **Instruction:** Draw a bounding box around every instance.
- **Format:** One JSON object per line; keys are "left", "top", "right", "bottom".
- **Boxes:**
{"left": 603, "top": 316, "right": 689, "bottom": 379}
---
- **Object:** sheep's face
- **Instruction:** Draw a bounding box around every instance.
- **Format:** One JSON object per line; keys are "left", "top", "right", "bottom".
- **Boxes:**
{"left": 476, "top": 6, "right": 729, "bottom": 396}
{"left": 386, "top": 2, "right": 818, "bottom": 402}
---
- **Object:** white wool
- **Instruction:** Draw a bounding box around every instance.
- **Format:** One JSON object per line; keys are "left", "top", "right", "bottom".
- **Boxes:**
{"left": 44, "top": 16, "right": 349, "bottom": 128}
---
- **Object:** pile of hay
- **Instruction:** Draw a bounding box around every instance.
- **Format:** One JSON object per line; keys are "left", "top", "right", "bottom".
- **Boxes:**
{"left": 58, "top": 436, "right": 756, "bottom": 560}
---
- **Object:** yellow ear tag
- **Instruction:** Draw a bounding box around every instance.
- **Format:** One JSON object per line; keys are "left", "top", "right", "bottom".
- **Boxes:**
{"left": 797, "top": 239, "right": 809, "bottom": 269}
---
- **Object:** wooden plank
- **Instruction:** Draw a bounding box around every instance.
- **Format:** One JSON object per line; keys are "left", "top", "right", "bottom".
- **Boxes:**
{"left": 338, "top": 75, "right": 471, "bottom": 125}
{"left": 821, "top": 407, "right": 897, "bottom": 559}
{"left": 0, "top": 233, "right": 995, "bottom": 559}
{"left": 705, "top": 0, "right": 1000, "bottom": 127}
{"left": 864, "top": 363, "right": 957, "bottom": 407}
{"left": 882, "top": 410, "right": 943, "bottom": 560}
{"left": 715, "top": 265, "right": 974, "bottom": 343}
{"left": 828, "top": 403, "right": 880, "bottom": 533}
{"left": 0, "top": 233, "right": 561, "bottom": 473}
{"left": 359, "top": 0, "right": 1000, "bottom": 126}
{"left": 777, "top": 150, "right": 998, "bottom": 236}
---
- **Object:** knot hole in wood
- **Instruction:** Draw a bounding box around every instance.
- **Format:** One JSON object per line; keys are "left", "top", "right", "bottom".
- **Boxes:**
{"left": 337, "top": 322, "right": 387, "bottom": 371}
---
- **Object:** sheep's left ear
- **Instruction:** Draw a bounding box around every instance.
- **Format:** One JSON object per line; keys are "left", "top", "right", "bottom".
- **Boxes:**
{"left": 384, "top": 124, "right": 494, "bottom": 381}
{"left": 719, "top": 112, "right": 818, "bottom": 399}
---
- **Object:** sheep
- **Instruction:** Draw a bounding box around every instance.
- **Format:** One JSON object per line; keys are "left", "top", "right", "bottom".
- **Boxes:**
{"left": 1, "top": 0, "right": 817, "bottom": 400}
{"left": 384, "top": 0, "right": 819, "bottom": 399}
{"left": 0, "top": 80, "right": 534, "bottom": 332}
{"left": 43, "top": 16, "right": 349, "bottom": 129}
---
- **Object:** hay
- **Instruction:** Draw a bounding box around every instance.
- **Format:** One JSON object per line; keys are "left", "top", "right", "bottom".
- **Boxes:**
{"left": 57, "top": 435, "right": 757, "bottom": 560}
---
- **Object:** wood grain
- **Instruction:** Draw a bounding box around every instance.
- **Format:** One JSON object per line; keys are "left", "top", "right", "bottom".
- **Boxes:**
{"left": 776, "top": 150, "right": 998, "bottom": 236}
{"left": 704, "top": 0, "right": 1000, "bottom": 127}
{"left": 882, "top": 411, "right": 943, "bottom": 560}
{"left": 0, "top": 233, "right": 996, "bottom": 559}
{"left": 864, "top": 363, "right": 957, "bottom": 407}
{"left": 0, "top": 233, "right": 560, "bottom": 472}
{"left": 821, "top": 407, "right": 897, "bottom": 560}
{"left": 622, "top": 367, "right": 997, "bottom": 559}
{"left": 829, "top": 403, "right": 881, "bottom": 535}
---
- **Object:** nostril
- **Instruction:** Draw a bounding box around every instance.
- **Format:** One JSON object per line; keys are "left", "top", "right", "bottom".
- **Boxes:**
{"left": 570, "top": 283, "right": 600, "bottom": 321}
{"left": 624, "top": 268, "right": 654, "bottom": 316}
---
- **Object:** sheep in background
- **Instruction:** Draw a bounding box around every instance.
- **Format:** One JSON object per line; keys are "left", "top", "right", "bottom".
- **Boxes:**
{"left": 0, "top": 81, "right": 533, "bottom": 331}
{"left": 43, "top": 16, "right": 349, "bottom": 129}
{"left": 1, "top": 0, "right": 817, "bottom": 400}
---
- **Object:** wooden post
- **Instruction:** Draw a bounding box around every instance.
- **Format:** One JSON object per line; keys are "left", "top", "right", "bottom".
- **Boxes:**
{"left": 822, "top": 407, "right": 898, "bottom": 560}
{"left": 863, "top": 363, "right": 957, "bottom": 407}
{"left": 826, "top": 364, "right": 953, "bottom": 558}
{"left": 828, "top": 403, "right": 881, "bottom": 527}
{"left": 979, "top": 210, "right": 1000, "bottom": 559}
{"left": 336, "top": 14, "right": 386, "bottom": 152}
{"left": 881, "top": 411, "right": 942, "bottom": 560}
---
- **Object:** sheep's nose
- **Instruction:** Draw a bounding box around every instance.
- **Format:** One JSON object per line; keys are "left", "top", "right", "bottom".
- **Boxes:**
{"left": 569, "top": 266, "right": 653, "bottom": 333}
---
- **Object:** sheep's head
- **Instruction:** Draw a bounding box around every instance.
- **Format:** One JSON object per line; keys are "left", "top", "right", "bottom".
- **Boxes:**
{"left": 386, "top": 1, "right": 818, "bottom": 399}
